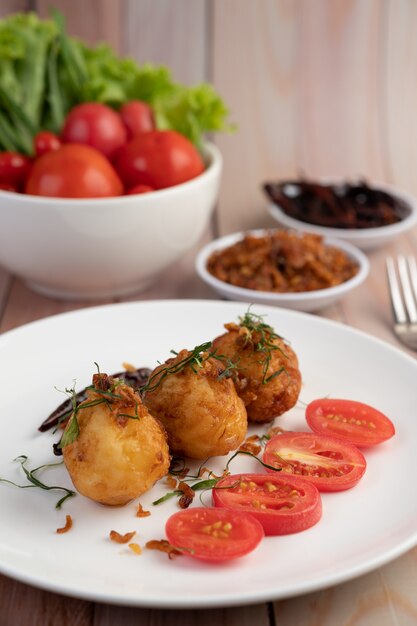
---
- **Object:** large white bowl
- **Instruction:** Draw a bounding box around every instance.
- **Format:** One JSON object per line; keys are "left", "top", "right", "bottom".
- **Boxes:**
{"left": 267, "top": 180, "right": 417, "bottom": 251}
{"left": 196, "top": 229, "right": 370, "bottom": 312}
{"left": 0, "top": 143, "right": 222, "bottom": 300}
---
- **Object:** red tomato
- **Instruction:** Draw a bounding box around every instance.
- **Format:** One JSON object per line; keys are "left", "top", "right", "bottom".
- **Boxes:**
{"left": 306, "top": 398, "right": 395, "bottom": 447}
{"left": 165, "top": 507, "right": 264, "bottom": 562}
{"left": 126, "top": 184, "right": 154, "bottom": 195}
{"left": 61, "top": 103, "right": 127, "bottom": 158}
{"left": 263, "top": 432, "right": 367, "bottom": 492}
{"left": 120, "top": 101, "right": 155, "bottom": 138}
{"left": 114, "top": 130, "right": 205, "bottom": 190}
{"left": 213, "top": 473, "right": 322, "bottom": 536}
{"left": 0, "top": 183, "right": 17, "bottom": 192}
{"left": 25, "top": 144, "right": 123, "bottom": 198}
{"left": 0, "top": 152, "right": 31, "bottom": 189}
{"left": 34, "top": 131, "right": 61, "bottom": 157}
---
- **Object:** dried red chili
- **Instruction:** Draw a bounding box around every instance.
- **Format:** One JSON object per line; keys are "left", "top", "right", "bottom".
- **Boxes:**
{"left": 264, "top": 179, "right": 408, "bottom": 229}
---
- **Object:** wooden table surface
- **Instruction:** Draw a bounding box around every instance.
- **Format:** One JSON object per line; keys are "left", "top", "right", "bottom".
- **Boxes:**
{"left": 1, "top": 227, "right": 417, "bottom": 626}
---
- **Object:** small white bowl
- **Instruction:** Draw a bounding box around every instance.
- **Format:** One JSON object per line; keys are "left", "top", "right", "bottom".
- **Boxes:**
{"left": 0, "top": 143, "right": 222, "bottom": 300}
{"left": 196, "top": 229, "right": 369, "bottom": 313}
{"left": 267, "top": 180, "right": 417, "bottom": 251}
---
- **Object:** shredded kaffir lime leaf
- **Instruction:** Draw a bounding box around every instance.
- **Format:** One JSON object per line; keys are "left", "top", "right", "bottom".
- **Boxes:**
{"left": 0, "top": 455, "right": 75, "bottom": 509}
{"left": 238, "top": 309, "right": 288, "bottom": 384}
{"left": 142, "top": 342, "right": 239, "bottom": 394}
{"left": 59, "top": 374, "right": 141, "bottom": 448}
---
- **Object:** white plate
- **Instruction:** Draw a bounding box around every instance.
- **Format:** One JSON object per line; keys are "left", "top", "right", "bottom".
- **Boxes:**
{"left": 0, "top": 300, "right": 416, "bottom": 609}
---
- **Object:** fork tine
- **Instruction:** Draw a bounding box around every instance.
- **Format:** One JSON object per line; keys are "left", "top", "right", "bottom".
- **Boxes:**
{"left": 407, "top": 255, "right": 417, "bottom": 304}
{"left": 386, "top": 257, "right": 407, "bottom": 324}
{"left": 398, "top": 255, "right": 417, "bottom": 323}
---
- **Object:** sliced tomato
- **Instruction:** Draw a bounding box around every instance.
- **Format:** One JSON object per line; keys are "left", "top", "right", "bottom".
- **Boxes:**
{"left": 213, "top": 473, "right": 321, "bottom": 535}
{"left": 306, "top": 398, "right": 395, "bottom": 447}
{"left": 165, "top": 507, "right": 264, "bottom": 562}
{"left": 263, "top": 432, "right": 366, "bottom": 492}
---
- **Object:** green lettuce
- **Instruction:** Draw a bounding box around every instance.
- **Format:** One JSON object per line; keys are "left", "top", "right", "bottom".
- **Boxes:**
{"left": 0, "top": 12, "right": 232, "bottom": 154}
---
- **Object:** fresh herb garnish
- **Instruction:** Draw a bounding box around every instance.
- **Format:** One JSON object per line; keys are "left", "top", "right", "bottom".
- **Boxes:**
{"left": 142, "top": 342, "right": 212, "bottom": 394}
{"left": 152, "top": 477, "right": 220, "bottom": 506}
{"left": 141, "top": 342, "right": 239, "bottom": 395}
{"left": 59, "top": 387, "right": 104, "bottom": 448}
{"left": 152, "top": 444, "right": 279, "bottom": 507}
{"left": 225, "top": 449, "right": 283, "bottom": 473}
{"left": 60, "top": 373, "right": 142, "bottom": 448}
{"left": 39, "top": 367, "right": 151, "bottom": 435}
{"left": 238, "top": 309, "right": 288, "bottom": 384}
{"left": 0, "top": 455, "right": 75, "bottom": 509}
{"left": 215, "top": 354, "right": 241, "bottom": 380}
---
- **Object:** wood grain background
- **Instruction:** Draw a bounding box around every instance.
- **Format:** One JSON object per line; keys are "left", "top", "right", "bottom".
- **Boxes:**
{"left": 1, "top": 2, "right": 417, "bottom": 625}
{"left": 3, "top": 0, "right": 417, "bottom": 236}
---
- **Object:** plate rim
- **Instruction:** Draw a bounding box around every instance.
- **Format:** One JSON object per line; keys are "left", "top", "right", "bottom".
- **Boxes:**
{"left": 0, "top": 298, "right": 416, "bottom": 609}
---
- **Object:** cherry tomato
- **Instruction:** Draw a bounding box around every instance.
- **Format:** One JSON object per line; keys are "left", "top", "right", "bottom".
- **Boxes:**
{"left": 34, "top": 131, "right": 61, "bottom": 157}
{"left": 61, "top": 103, "right": 127, "bottom": 158}
{"left": 165, "top": 507, "right": 264, "bottom": 562}
{"left": 213, "top": 473, "right": 322, "bottom": 536}
{"left": 0, "top": 152, "right": 31, "bottom": 189}
{"left": 114, "top": 130, "right": 205, "bottom": 190}
{"left": 263, "top": 432, "right": 367, "bottom": 492}
{"left": 126, "top": 184, "right": 154, "bottom": 195}
{"left": 0, "top": 183, "right": 17, "bottom": 192}
{"left": 305, "top": 398, "right": 395, "bottom": 447}
{"left": 25, "top": 144, "right": 123, "bottom": 198}
{"left": 120, "top": 101, "right": 155, "bottom": 138}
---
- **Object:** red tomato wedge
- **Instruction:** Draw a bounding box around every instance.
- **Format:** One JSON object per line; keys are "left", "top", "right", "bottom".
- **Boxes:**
{"left": 306, "top": 398, "right": 395, "bottom": 447}
{"left": 263, "top": 432, "right": 367, "bottom": 492}
{"left": 213, "top": 473, "right": 322, "bottom": 535}
{"left": 165, "top": 507, "right": 264, "bottom": 562}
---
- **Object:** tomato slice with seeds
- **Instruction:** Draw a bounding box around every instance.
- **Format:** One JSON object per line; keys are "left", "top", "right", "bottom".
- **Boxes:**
{"left": 165, "top": 507, "right": 264, "bottom": 562}
{"left": 306, "top": 398, "right": 395, "bottom": 447}
{"left": 262, "top": 432, "right": 366, "bottom": 492}
{"left": 213, "top": 473, "right": 322, "bottom": 535}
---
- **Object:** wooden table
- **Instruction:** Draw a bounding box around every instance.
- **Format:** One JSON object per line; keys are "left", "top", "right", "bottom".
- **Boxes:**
{"left": 1, "top": 228, "right": 417, "bottom": 626}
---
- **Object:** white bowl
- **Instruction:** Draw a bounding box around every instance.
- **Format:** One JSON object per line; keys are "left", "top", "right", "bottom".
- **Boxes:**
{"left": 267, "top": 180, "right": 417, "bottom": 251}
{"left": 196, "top": 229, "right": 370, "bottom": 312}
{"left": 0, "top": 143, "right": 222, "bottom": 300}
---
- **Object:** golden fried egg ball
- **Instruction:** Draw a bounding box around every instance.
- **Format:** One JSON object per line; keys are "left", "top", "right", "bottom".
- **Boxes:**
{"left": 212, "top": 315, "right": 301, "bottom": 423}
{"left": 62, "top": 373, "right": 170, "bottom": 506}
{"left": 143, "top": 346, "right": 247, "bottom": 459}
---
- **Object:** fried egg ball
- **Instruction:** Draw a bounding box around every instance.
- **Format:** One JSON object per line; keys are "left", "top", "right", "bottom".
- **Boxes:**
{"left": 62, "top": 373, "right": 170, "bottom": 506}
{"left": 212, "top": 319, "right": 301, "bottom": 423}
{"left": 143, "top": 348, "right": 247, "bottom": 459}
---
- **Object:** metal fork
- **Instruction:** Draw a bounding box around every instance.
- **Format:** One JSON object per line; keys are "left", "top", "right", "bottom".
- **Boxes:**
{"left": 386, "top": 255, "right": 417, "bottom": 349}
